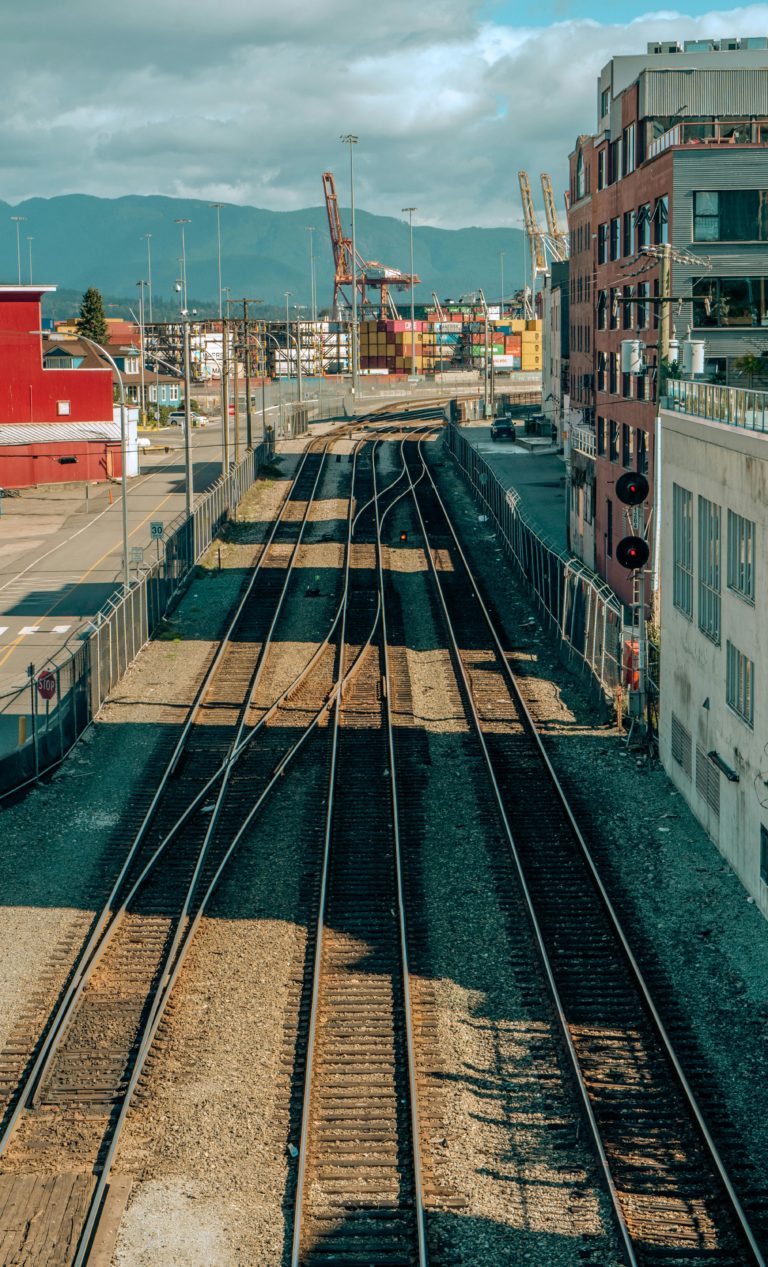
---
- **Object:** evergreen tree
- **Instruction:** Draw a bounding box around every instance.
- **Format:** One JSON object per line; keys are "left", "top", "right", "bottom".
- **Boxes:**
{"left": 76, "top": 287, "right": 109, "bottom": 345}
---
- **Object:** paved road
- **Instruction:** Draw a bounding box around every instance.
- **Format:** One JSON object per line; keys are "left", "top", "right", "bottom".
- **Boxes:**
{"left": 459, "top": 423, "right": 567, "bottom": 550}
{"left": 0, "top": 423, "right": 228, "bottom": 692}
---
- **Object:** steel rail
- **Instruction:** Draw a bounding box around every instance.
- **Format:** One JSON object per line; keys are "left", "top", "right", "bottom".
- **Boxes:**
{"left": 373, "top": 442, "right": 430, "bottom": 1266}
{"left": 288, "top": 435, "right": 426, "bottom": 1267}
{"left": 407, "top": 435, "right": 766, "bottom": 1267}
{"left": 75, "top": 433, "right": 419, "bottom": 1266}
{"left": 32, "top": 444, "right": 332, "bottom": 1116}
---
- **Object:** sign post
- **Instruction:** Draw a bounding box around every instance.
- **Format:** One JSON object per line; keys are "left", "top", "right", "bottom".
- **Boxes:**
{"left": 150, "top": 521, "right": 164, "bottom": 564}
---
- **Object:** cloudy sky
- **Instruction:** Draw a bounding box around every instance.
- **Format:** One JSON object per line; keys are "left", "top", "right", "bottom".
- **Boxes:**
{"left": 4, "top": 1, "right": 768, "bottom": 228}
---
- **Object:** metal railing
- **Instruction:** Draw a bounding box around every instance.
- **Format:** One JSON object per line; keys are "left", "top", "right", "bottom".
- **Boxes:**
{"left": 0, "top": 439, "right": 272, "bottom": 797}
{"left": 665, "top": 379, "right": 768, "bottom": 434}
{"left": 444, "top": 422, "right": 622, "bottom": 701}
{"left": 648, "top": 119, "right": 764, "bottom": 159}
{"left": 570, "top": 423, "right": 597, "bottom": 457}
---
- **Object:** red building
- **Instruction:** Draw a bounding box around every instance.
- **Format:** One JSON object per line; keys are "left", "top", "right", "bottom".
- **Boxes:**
{"left": 0, "top": 286, "right": 119, "bottom": 488}
{"left": 567, "top": 38, "right": 768, "bottom": 606}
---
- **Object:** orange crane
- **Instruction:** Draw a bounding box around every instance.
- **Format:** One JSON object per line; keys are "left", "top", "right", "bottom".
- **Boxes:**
{"left": 322, "top": 171, "right": 420, "bottom": 318}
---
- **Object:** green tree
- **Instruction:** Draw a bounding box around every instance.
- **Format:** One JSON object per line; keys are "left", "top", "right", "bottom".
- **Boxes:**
{"left": 76, "top": 287, "right": 109, "bottom": 345}
{"left": 734, "top": 352, "right": 768, "bottom": 389}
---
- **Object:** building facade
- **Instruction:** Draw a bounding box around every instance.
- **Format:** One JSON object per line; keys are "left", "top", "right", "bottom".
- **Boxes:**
{"left": 568, "top": 37, "right": 768, "bottom": 606}
{"left": 0, "top": 287, "right": 118, "bottom": 488}
{"left": 659, "top": 381, "right": 768, "bottom": 915}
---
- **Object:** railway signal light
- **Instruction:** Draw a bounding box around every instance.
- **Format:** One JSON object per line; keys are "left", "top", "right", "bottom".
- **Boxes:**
{"left": 400, "top": 531, "right": 408, "bottom": 543}
{"left": 616, "top": 535, "right": 650, "bottom": 570}
{"left": 615, "top": 472, "right": 649, "bottom": 506}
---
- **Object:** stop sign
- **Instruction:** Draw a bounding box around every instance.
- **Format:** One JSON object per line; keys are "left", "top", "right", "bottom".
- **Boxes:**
{"left": 37, "top": 672, "right": 56, "bottom": 701}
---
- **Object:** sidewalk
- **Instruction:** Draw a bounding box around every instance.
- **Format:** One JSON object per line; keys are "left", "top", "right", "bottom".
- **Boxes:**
{"left": 0, "top": 423, "right": 227, "bottom": 690}
{"left": 458, "top": 421, "right": 568, "bottom": 550}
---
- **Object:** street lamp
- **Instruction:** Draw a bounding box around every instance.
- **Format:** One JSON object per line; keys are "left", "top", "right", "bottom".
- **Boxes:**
{"left": 174, "top": 218, "right": 191, "bottom": 311}
{"left": 180, "top": 308, "right": 194, "bottom": 523}
{"left": 306, "top": 226, "right": 317, "bottom": 321}
{"left": 294, "top": 304, "right": 305, "bottom": 404}
{"left": 340, "top": 134, "right": 359, "bottom": 394}
{"left": 136, "top": 281, "right": 147, "bottom": 423}
{"left": 26, "top": 236, "right": 33, "bottom": 285}
{"left": 210, "top": 203, "right": 224, "bottom": 320}
{"left": 77, "top": 334, "right": 131, "bottom": 594}
{"left": 499, "top": 250, "right": 506, "bottom": 316}
{"left": 10, "top": 216, "right": 26, "bottom": 285}
{"left": 142, "top": 234, "right": 153, "bottom": 320}
{"left": 402, "top": 207, "right": 417, "bottom": 380}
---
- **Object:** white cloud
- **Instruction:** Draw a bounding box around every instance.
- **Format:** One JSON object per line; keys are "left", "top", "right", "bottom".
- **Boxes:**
{"left": 2, "top": 3, "right": 768, "bottom": 226}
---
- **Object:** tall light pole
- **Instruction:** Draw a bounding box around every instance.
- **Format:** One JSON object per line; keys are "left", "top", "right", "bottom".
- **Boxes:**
{"left": 210, "top": 203, "right": 224, "bottom": 320}
{"left": 26, "top": 236, "right": 33, "bottom": 285}
{"left": 499, "top": 250, "right": 506, "bottom": 315}
{"left": 77, "top": 334, "right": 131, "bottom": 593}
{"left": 175, "top": 218, "right": 190, "bottom": 311}
{"left": 402, "top": 207, "right": 417, "bottom": 380}
{"left": 10, "top": 216, "right": 26, "bottom": 285}
{"left": 294, "top": 304, "right": 305, "bottom": 404}
{"left": 181, "top": 309, "right": 194, "bottom": 524}
{"left": 284, "top": 290, "right": 293, "bottom": 382}
{"left": 340, "top": 134, "right": 358, "bottom": 394}
{"left": 306, "top": 226, "right": 317, "bottom": 321}
{"left": 136, "top": 280, "right": 147, "bottom": 423}
{"left": 143, "top": 234, "right": 153, "bottom": 320}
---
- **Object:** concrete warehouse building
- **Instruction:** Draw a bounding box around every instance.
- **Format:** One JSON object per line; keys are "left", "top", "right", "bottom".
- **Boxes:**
{"left": 566, "top": 37, "right": 768, "bottom": 606}
{"left": 659, "top": 379, "right": 768, "bottom": 916}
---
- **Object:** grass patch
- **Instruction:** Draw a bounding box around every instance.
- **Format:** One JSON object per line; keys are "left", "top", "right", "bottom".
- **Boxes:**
{"left": 154, "top": 617, "right": 182, "bottom": 642}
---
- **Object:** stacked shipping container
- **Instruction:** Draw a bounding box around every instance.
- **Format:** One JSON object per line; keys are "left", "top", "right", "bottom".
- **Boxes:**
{"left": 359, "top": 315, "right": 542, "bottom": 376}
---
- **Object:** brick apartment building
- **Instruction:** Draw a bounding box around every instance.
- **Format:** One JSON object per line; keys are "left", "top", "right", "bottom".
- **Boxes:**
{"left": 567, "top": 37, "right": 768, "bottom": 605}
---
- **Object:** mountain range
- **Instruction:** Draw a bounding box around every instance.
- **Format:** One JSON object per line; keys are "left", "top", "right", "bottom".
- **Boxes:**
{"left": 1, "top": 194, "right": 526, "bottom": 319}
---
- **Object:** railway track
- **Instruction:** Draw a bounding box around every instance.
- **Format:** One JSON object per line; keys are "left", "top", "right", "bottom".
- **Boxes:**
{"left": 401, "top": 434, "right": 765, "bottom": 1267}
{"left": 290, "top": 436, "right": 432, "bottom": 1267}
{"left": 0, "top": 422, "right": 412, "bottom": 1265}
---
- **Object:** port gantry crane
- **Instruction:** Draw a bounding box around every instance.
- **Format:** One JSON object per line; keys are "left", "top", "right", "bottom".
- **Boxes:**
{"left": 540, "top": 173, "right": 569, "bottom": 262}
{"left": 322, "top": 170, "right": 420, "bottom": 319}
{"left": 518, "top": 170, "right": 570, "bottom": 316}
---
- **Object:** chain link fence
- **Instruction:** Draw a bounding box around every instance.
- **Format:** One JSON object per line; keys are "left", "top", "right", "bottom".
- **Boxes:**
{"left": 0, "top": 439, "right": 272, "bottom": 797}
{"left": 444, "top": 422, "right": 622, "bottom": 704}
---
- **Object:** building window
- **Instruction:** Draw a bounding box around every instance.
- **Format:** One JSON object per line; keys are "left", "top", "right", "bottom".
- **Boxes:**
{"left": 622, "top": 123, "right": 636, "bottom": 175}
{"left": 597, "top": 148, "right": 607, "bottom": 190}
{"left": 726, "top": 641, "right": 754, "bottom": 726}
{"left": 622, "top": 286, "right": 633, "bottom": 330}
{"left": 576, "top": 152, "right": 586, "bottom": 200}
{"left": 610, "top": 217, "right": 621, "bottom": 261}
{"left": 671, "top": 712, "right": 692, "bottom": 778}
{"left": 597, "top": 416, "right": 607, "bottom": 456}
{"left": 597, "top": 223, "right": 608, "bottom": 264}
{"left": 636, "top": 202, "right": 651, "bottom": 249}
{"left": 621, "top": 422, "right": 633, "bottom": 466}
{"left": 653, "top": 195, "right": 669, "bottom": 245}
{"left": 600, "top": 87, "right": 610, "bottom": 117}
{"left": 698, "top": 496, "right": 721, "bottom": 643}
{"left": 597, "top": 350, "right": 606, "bottom": 391}
{"left": 609, "top": 353, "right": 618, "bottom": 395}
{"left": 609, "top": 419, "right": 620, "bottom": 462}
{"left": 693, "top": 277, "right": 768, "bottom": 328}
{"left": 694, "top": 190, "right": 768, "bottom": 242}
{"left": 609, "top": 288, "right": 620, "bottom": 329}
{"left": 170, "top": 384, "right": 180, "bottom": 402}
{"left": 673, "top": 483, "right": 693, "bottom": 618}
{"left": 696, "top": 746, "right": 720, "bottom": 818}
{"left": 622, "top": 211, "right": 633, "bottom": 257}
{"left": 597, "top": 290, "right": 607, "bottom": 329}
{"left": 56, "top": 400, "right": 71, "bottom": 417}
{"left": 637, "top": 429, "right": 648, "bottom": 475}
{"left": 761, "top": 825, "right": 768, "bottom": 885}
{"left": 636, "top": 283, "right": 649, "bottom": 330}
{"left": 149, "top": 385, "right": 157, "bottom": 402}
{"left": 727, "top": 509, "right": 755, "bottom": 602}
{"left": 606, "top": 498, "right": 613, "bottom": 557}
{"left": 609, "top": 138, "right": 621, "bottom": 185}
{"left": 622, "top": 371, "right": 632, "bottom": 399}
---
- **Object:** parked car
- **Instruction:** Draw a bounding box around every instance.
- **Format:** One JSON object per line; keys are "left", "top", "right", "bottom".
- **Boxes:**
{"left": 167, "top": 409, "right": 206, "bottom": 428}
{"left": 490, "top": 419, "right": 516, "bottom": 442}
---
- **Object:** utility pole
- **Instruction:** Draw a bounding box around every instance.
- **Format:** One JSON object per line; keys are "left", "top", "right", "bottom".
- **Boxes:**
{"left": 221, "top": 314, "right": 230, "bottom": 470}
{"left": 26, "top": 237, "right": 33, "bottom": 284}
{"left": 306, "top": 226, "right": 317, "bottom": 321}
{"left": 499, "top": 250, "right": 506, "bottom": 315}
{"left": 243, "top": 297, "right": 253, "bottom": 449}
{"left": 175, "top": 219, "right": 190, "bottom": 311}
{"left": 136, "top": 280, "right": 146, "bottom": 423}
{"left": 211, "top": 203, "right": 224, "bottom": 319}
{"left": 295, "top": 306, "right": 304, "bottom": 404}
{"left": 182, "top": 313, "right": 193, "bottom": 522}
{"left": 284, "top": 291, "right": 292, "bottom": 385}
{"left": 402, "top": 207, "right": 417, "bottom": 380}
{"left": 143, "top": 234, "right": 153, "bottom": 320}
{"left": 10, "top": 216, "right": 26, "bottom": 285}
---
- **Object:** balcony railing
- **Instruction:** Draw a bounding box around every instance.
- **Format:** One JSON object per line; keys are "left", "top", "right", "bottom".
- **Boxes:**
{"left": 665, "top": 379, "right": 768, "bottom": 434}
{"left": 648, "top": 119, "right": 767, "bottom": 160}
{"left": 569, "top": 423, "right": 597, "bottom": 457}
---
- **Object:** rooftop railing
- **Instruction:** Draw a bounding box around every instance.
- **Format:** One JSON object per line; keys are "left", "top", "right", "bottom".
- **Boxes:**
{"left": 665, "top": 378, "right": 768, "bottom": 433}
{"left": 648, "top": 119, "right": 768, "bottom": 160}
